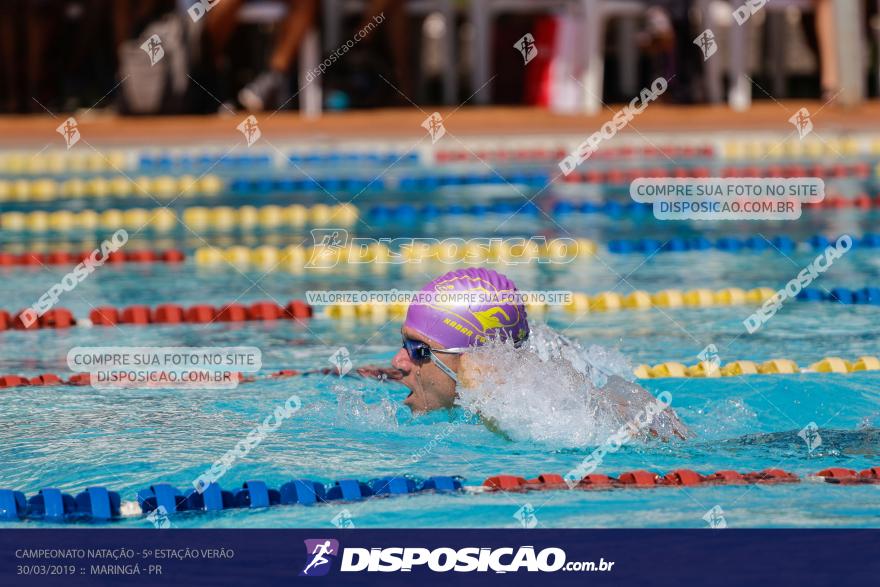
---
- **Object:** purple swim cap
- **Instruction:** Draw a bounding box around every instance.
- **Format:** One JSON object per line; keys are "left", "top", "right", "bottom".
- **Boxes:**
{"left": 404, "top": 268, "right": 529, "bottom": 349}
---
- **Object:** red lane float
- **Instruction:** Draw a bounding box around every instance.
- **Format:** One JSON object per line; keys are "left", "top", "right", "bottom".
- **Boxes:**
{"left": 482, "top": 467, "right": 880, "bottom": 491}
{"left": 0, "top": 365, "right": 398, "bottom": 390}
{"left": 0, "top": 249, "right": 185, "bottom": 267}
{"left": 561, "top": 163, "right": 872, "bottom": 186}
{"left": 0, "top": 300, "right": 313, "bottom": 331}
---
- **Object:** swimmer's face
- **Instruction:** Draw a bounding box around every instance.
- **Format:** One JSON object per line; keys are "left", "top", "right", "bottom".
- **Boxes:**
{"left": 392, "top": 326, "right": 460, "bottom": 413}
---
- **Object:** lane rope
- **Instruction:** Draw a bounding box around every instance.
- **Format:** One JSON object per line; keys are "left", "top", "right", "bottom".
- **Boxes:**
{"left": 1, "top": 354, "right": 877, "bottom": 390}
{"left": 0, "top": 249, "right": 184, "bottom": 266}
{"left": 0, "top": 204, "right": 358, "bottom": 234}
{"left": 1, "top": 466, "right": 876, "bottom": 523}
{"left": 0, "top": 299, "right": 313, "bottom": 332}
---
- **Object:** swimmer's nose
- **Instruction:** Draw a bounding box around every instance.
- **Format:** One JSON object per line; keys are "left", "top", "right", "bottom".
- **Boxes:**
{"left": 391, "top": 347, "right": 412, "bottom": 372}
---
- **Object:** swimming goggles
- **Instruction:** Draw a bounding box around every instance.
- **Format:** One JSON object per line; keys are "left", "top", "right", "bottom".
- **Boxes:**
{"left": 401, "top": 337, "right": 467, "bottom": 383}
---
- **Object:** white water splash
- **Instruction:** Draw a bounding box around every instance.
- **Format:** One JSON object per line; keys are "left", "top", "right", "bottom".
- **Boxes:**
{"left": 455, "top": 324, "right": 687, "bottom": 447}
{"left": 334, "top": 385, "right": 399, "bottom": 431}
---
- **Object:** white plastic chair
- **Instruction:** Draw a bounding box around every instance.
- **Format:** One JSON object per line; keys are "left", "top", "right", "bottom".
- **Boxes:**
{"left": 322, "top": 0, "right": 459, "bottom": 104}
{"left": 700, "top": 0, "right": 874, "bottom": 110}
{"left": 469, "top": 0, "right": 644, "bottom": 114}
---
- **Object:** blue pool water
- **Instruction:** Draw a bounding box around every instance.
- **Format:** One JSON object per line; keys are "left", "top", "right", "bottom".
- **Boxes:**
{"left": 2, "top": 160, "right": 880, "bottom": 529}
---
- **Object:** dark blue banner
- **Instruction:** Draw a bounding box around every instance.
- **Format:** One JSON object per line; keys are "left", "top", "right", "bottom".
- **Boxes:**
{"left": 0, "top": 529, "right": 877, "bottom": 586}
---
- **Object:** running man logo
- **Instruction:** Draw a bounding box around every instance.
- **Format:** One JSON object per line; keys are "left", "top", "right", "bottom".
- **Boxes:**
{"left": 798, "top": 421, "right": 822, "bottom": 454}
{"left": 146, "top": 505, "right": 172, "bottom": 529}
{"left": 305, "top": 228, "right": 349, "bottom": 269}
{"left": 788, "top": 107, "right": 813, "bottom": 139}
{"left": 237, "top": 115, "right": 261, "bottom": 147}
{"left": 697, "top": 344, "right": 721, "bottom": 375}
{"left": 56, "top": 117, "right": 80, "bottom": 150}
{"left": 472, "top": 306, "right": 514, "bottom": 331}
{"left": 693, "top": 29, "right": 717, "bottom": 61}
{"left": 421, "top": 112, "right": 446, "bottom": 143}
{"left": 513, "top": 503, "right": 538, "bottom": 528}
{"left": 140, "top": 34, "right": 165, "bottom": 66}
{"left": 514, "top": 33, "right": 538, "bottom": 65}
{"left": 300, "top": 539, "right": 340, "bottom": 577}
{"left": 332, "top": 509, "right": 355, "bottom": 529}
{"left": 329, "top": 347, "right": 353, "bottom": 377}
{"left": 702, "top": 505, "right": 727, "bottom": 529}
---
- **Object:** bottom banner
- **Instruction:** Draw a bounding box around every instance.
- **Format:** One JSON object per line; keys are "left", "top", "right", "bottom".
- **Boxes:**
{"left": 0, "top": 529, "right": 877, "bottom": 586}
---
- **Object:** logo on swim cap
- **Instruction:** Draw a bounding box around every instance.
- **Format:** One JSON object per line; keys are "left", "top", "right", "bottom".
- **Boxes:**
{"left": 472, "top": 306, "right": 514, "bottom": 330}
{"left": 404, "top": 268, "right": 529, "bottom": 349}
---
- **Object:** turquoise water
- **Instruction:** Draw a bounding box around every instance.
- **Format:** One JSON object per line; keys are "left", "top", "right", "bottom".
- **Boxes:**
{"left": 2, "top": 175, "right": 880, "bottom": 528}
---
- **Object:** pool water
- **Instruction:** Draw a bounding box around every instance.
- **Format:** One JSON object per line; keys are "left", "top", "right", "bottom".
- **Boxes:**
{"left": 2, "top": 155, "right": 880, "bottom": 529}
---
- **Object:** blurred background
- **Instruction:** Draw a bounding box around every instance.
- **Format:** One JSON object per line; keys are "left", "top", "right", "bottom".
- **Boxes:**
{"left": 1, "top": 0, "right": 878, "bottom": 116}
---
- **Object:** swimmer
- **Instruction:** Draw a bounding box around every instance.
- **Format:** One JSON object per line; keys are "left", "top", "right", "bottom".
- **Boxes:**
{"left": 389, "top": 267, "right": 688, "bottom": 439}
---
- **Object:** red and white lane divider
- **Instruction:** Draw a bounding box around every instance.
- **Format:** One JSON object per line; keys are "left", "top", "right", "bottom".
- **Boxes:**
{"left": 0, "top": 299, "right": 314, "bottom": 331}
{"left": 481, "top": 466, "right": 880, "bottom": 491}
{"left": 0, "top": 365, "right": 401, "bottom": 389}
{"left": 0, "top": 249, "right": 184, "bottom": 266}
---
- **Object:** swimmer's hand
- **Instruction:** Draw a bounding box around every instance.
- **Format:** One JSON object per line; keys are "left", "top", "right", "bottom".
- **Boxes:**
{"left": 602, "top": 375, "right": 690, "bottom": 441}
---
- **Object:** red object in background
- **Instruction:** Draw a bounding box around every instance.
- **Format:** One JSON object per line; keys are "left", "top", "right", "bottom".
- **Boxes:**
{"left": 0, "top": 375, "right": 29, "bottom": 388}
{"left": 162, "top": 249, "right": 185, "bottom": 263}
{"left": 126, "top": 250, "right": 157, "bottom": 263}
{"left": 483, "top": 475, "right": 527, "bottom": 490}
{"left": 12, "top": 310, "right": 39, "bottom": 330}
{"left": 20, "top": 252, "right": 45, "bottom": 266}
{"left": 618, "top": 470, "right": 659, "bottom": 487}
{"left": 217, "top": 304, "right": 249, "bottom": 322}
{"left": 90, "top": 307, "right": 119, "bottom": 326}
{"left": 121, "top": 306, "right": 151, "bottom": 324}
{"left": 29, "top": 374, "right": 62, "bottom": 386}
{"left": 40, "top": 309, "right": 75, "bottom": 328}
{"left": 286, "top": 300, "right": 312, "bottom": 319}
{"left": 153, "top": 304, "right": 185, "bottom": 324}
{"left": 248, "top": 302, "right": 283, "bottom": 321}
{"left": 186, "top": 305, "right": 216, "bottom": 323}
{"left": 46, "top": 251, "right": 76, "bottom": 264}
{"left": 106, "top": 251, "right": 126, "bottom": 263}
{"left": 524, "top": 16, "right": 558, "bottom": 106}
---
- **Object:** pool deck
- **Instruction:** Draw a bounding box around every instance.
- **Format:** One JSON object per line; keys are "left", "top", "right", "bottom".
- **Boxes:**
{"left": 3, "top": 102, "right": 880, "bottom": 148}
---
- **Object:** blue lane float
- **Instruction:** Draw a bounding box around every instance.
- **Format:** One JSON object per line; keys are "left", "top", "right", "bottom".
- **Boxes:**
{"left": 0, "top": 487, "right": 122, "bottom": 522}
{"left": 796, "top": 287, "right": 880, "bottom": 305}
{"left": 229, "top": 177, "right": 386, "bottom": 194}
{"left": 137, "top": 151, "right": 421, "bottom": 171}
{"left": 604, "top": 234, "right": 879, "bottom": 255}
{"left": 0, "top": 476, "right": 464, "bottom": 523}
{"left": 139, "top": 154, "right": 273, "bottom": 171}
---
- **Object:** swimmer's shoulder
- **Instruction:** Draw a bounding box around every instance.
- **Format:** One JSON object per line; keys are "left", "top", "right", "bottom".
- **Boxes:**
{"left": 458, "top": 352, "right": 502, "bottom": 388}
